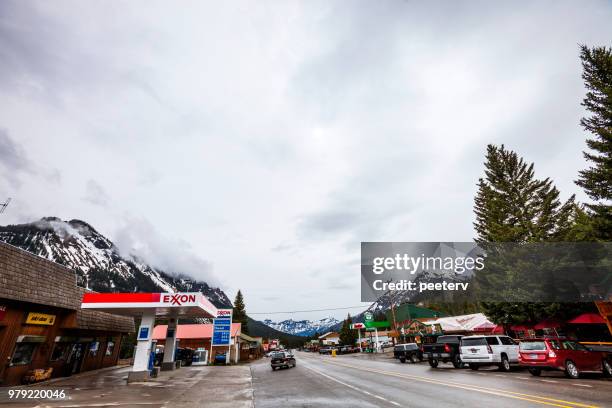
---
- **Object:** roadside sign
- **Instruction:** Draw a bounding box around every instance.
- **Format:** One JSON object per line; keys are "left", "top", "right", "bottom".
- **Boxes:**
{"left": 212, "top": 318, "right": 231, "bottom": 346}
{"left": 364, "top": 312, "right": 373, "bottom": 322}
{"left": 351, "top": 323, "right": 365, "bottom": 329}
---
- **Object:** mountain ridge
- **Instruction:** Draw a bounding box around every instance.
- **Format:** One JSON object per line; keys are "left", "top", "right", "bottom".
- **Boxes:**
{"left": 0, "top": 217, "right": 232, "bottom": 308}
{"left": 262, "top": 317, "right": 340, "bottom": 337}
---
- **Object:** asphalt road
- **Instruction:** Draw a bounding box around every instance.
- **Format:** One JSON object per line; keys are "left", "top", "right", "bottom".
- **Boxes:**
{"left": 252, "top": 351, "right": 612, "bottom": 408}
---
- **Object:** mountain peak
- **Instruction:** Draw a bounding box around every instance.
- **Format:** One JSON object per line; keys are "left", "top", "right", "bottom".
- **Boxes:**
{"left": 0, "top": 217, "right": 232, "bottom": 308}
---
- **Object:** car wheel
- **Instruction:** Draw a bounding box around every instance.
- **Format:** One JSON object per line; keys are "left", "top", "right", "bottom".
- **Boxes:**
{"left": 428, "top": 358, "right": 439, "bottom": 368}
{"left": 469, "top": 364, "right": 479, "bottom": 371}
{"left": 399, "top": 357, "right": 406, "bottom": 363}
{"left": 528, "top": 368, "right": 541, "bottom": 376}
{"left": 565, "top": 360, "right": 579, "bottom": 379}
{"left": 602, "top": 359, "right": 612, "bottom": 377}
{"left": 452, "top": 354, "right": 462, "bottom": 369}
{"left": 410, "top": 354, "right": 418, "bottom": 364}
{"left": 499, "top": 355, "right": 511, "bottom": 372}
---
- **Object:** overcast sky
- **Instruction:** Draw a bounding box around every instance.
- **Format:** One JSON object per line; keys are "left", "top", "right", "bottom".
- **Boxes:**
{"left": 1, "top": 1, "right": 611, "bottom": 321}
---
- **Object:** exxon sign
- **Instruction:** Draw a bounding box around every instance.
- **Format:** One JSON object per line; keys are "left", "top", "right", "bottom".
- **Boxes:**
{"left": 217, "top": 309, "right": 232, "bottom": 318}
{"left": 161, "top": 293, "right": 197, "bottom": 306}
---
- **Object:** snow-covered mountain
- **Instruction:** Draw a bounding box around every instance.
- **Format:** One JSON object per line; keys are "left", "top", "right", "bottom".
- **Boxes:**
{"left": 0, "top": 217, "right": 232, "bottom": 308}
{"left": 262, "top": 317, "right": 340, "bottom": 337}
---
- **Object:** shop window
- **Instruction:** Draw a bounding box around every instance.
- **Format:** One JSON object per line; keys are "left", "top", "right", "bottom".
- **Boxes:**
{"left": 11, "top": 343, "right": 37, "bottom": 366}
{"left": 50, "top": 343, "right": 70, "bottom": 361}
{"left": 89, "top": 341, "right": 100, "bottom": 357}
{"left": 106, "top": 341, "right": 115, "bottom": 356}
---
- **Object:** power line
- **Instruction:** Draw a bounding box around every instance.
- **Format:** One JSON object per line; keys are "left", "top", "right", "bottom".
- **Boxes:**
{"left": 249, "top": 305, "right": 369, "bottom": 315}
{"left": 0, "top": 198, "right": 11, "bottom": 214}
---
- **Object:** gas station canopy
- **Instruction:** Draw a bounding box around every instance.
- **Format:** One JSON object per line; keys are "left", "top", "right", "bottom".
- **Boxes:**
{"left": 81, "top": 292, "right": 218, "bottom": 318}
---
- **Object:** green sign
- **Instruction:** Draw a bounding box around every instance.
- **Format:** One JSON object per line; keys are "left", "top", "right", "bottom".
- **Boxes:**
{"left": 364, "top": 312, "right": 373, "bottom": 322}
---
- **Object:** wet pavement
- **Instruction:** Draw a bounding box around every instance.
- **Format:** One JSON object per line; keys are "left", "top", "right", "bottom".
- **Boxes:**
{"left": 252, "top": 351, "right": 612, "bottom": 407}
{"left": 0, "top": 365, "right": 253, "bottom": 408}
{"left": 2, "top": 352, "right": 611, "bottom": 407}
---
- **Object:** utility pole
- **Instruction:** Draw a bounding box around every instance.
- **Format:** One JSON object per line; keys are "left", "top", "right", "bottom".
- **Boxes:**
{"left": 0, "top": 197, "right": 11, "bottom": 214}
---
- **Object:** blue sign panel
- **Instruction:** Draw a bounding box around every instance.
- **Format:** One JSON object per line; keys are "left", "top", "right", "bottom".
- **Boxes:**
{"left": 138, "top": 326, "right": 150, "bottom": 341}
{"left": 212, "top": 318, "right": 231, "bottom": 346}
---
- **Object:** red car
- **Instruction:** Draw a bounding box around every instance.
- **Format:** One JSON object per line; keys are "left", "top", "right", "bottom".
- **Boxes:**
{"left": 518, "top": 337, "right": 612, "bottom": 379}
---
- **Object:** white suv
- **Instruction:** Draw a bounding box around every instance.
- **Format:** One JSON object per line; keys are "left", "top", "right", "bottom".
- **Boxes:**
{"left": 460, "top": 335, "right": 519, "bottom": 371}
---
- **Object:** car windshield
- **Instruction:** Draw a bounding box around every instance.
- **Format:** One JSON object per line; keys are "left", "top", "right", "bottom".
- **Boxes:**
{"left": 462, "top": 338, "right": 486, "bottom": 346}
{"left": 520, "top": 341, "right": 546, "bottom": 351}
{"left": 438, "top": 336, "right": 460, "bottom": 343}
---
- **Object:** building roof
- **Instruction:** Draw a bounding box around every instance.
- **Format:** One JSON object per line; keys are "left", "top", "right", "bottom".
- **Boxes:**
{"left": 0, "top": 242, "right": 134, "bottom": 333}
{"left": 318, "top": 332, "right": 339, "bottom": 339}
{"left": 389, "top": 304, "right": 446, "bottom": 324}
{"left": 424, "top": 313, "right": 494, "bottom": 333}
{"left": 152, "top": 323, "right": 241, "bottom": 340}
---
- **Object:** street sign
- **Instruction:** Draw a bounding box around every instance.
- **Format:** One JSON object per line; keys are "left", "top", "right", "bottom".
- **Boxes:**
{"left": 212, "top": 317, "right": 231, "bottom": 346}
{"left": 351, "top": 323, "right": 365, "bottom": 329}
{"left": 364, "top": 312, "right": 373, "bottom": 322}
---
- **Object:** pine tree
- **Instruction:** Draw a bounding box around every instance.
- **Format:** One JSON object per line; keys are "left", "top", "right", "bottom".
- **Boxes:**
{"left": 233, "top": 290, "right": 249, "bottom": 335}
{"left": 575, "top": 45, "right": 612, "bottom": 240}
{"left": 474, "top": 145, "right": 579, "bottom": 325}
{"left": 339, "top": 314, "right": 357, "bottom": 346}
{"left": 474, "top": 144, "right": 575, "bottom": 243}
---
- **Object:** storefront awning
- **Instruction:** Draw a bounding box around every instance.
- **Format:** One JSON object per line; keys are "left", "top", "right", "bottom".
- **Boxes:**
{"left": 568, "top": 313, "right": 606, "bottom": 324}
{"left": 534, "top": 319, "right": 562, "bottom": 330}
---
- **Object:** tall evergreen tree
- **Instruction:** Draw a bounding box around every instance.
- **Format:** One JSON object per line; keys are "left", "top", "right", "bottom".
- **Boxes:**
{"left": 575, "top": 45, "right": 612, "bottom": 240}
{"left": 474, "top": 144, "right": 575, "bottom": 243}
{"left": 474, "top": 145, "right": 578, "bottom": 327}
{"left": 232, "top": 290, "right": 249, "bottom": 335}
{"left": 339, "top": 314, "right": 357, "bottom": 346}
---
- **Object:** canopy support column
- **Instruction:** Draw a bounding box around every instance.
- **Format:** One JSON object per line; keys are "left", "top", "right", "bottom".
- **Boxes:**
{"left": 128, "top": 310, "right": 156, "bottom": 383}
{"left": 161, "top": 318, "right": 178, "bottom": 371}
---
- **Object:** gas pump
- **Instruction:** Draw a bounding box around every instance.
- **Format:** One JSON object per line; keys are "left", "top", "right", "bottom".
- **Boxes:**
{"left": 148, "top": 340, "right": 157, "bottom": 376}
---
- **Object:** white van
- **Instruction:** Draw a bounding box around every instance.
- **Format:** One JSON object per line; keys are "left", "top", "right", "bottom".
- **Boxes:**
{"left": 460, "top": 335, "right": 519, "bottom": 371}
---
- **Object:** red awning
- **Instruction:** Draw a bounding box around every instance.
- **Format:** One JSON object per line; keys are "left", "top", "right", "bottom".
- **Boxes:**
{"left": 568, "top": 313, "right": 606, "bottom": 324}
{"left": 534, "top": 319, "right": 562, "bottom": 330}
{"left": 152, "top": 323, "right": 241, "bottom": 340}
{"left": 510, "top": 325, "right": 532, "bottom": 331}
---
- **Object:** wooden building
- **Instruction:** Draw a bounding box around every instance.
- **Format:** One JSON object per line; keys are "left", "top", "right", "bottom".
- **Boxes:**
{"left": 0, "top": 242, "right": 134, "bottom": 386}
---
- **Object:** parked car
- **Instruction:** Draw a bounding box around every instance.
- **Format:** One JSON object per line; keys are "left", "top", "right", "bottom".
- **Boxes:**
{"left": 153, "top": 347, "right": 195, "bottom": 366}
{"left": 394, "top": 343, "right": 423, "bottom": 363}
{"left": 519, "top": 337, "right": 612, "bottom": 379}
{"left": 271, "top": 351, "right": 296, "bottom": 370}
{"left": 460, "top": 335, "right": 518, "bottom": 371}
{"left": 176, "top": 348, "right": 194, "bottom": 366}
{"left": 214, "top": 352, "right": 227, "bottom": 364}
{"left": 422, "top": 335, "right": 463, "bottom": 368}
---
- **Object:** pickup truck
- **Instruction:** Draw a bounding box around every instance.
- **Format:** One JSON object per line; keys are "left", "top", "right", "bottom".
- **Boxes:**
{"left": 422, "top": 335, "right": 463, "bottom": 368}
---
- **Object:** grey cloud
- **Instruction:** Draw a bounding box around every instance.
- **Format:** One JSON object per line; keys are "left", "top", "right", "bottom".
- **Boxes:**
{"left": 82, "top": 179, "right": 109, "bottom": 207}
{"left": 113, "top": 216, "right": 219, "bottom": 287}
{"left": 0, "top": 128, "right": 34, "bottom": 187}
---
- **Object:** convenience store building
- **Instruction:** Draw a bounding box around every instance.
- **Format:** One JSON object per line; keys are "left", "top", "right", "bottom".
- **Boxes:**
{"left": 0, "top": 242, "right": 134, "bottom": 386}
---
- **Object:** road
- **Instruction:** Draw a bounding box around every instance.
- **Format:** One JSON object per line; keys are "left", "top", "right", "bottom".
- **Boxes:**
{"left": 251, "top": 351, "right": 612, "bottom": 407}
